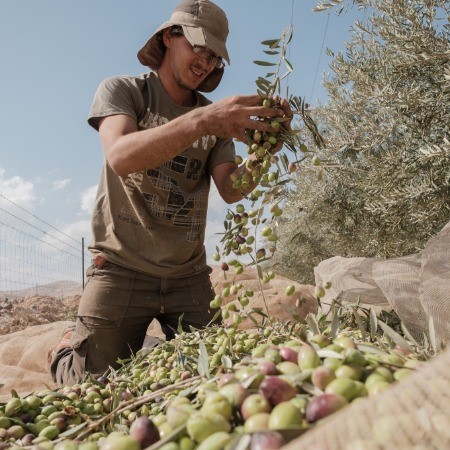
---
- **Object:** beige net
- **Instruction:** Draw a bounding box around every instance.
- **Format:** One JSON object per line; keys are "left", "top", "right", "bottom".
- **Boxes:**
{"left": 284, "top": 347, "right": 450, "bottom": 450}
{"left": 418, "top": 221, "right": 450, "bottom": 344}
{"left": 302, "top": 221, "right": 450, "bottom": 450}
{"left": 315, "top": 220, "right": 450, "bottom": 346}
{"left": 373, "top": 253, "right": 424, "bottom": 340}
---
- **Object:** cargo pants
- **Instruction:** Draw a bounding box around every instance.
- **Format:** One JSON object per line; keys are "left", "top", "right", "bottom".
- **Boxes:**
{"left": 50, "top": 258, "right": 217, "bottom": 386}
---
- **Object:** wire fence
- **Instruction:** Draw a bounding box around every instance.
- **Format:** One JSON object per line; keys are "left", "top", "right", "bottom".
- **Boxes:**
{"left": 0, "top": 195, "right": 90, "bottom": 300}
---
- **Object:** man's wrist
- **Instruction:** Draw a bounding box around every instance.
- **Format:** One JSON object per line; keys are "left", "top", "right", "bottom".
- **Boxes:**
{"left": 190, "top": 107, "right": 209, "bottom": 139}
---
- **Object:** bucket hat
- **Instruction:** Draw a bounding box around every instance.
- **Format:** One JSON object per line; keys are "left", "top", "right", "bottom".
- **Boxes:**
{"left": 137, "top": 0, "right": 230, "bottom": 93}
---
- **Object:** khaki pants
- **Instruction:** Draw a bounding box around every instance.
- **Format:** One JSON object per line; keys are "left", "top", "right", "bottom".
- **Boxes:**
{"left": 51, "top": 259, "right": 217, "bottom": 386}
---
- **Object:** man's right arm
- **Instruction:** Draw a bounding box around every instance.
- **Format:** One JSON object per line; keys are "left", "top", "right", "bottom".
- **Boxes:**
{"left": 98, "top": 94, "right": 284, "bottom": 177}
{"left": 98, "top": 111, "right": 206, "bottom": 176}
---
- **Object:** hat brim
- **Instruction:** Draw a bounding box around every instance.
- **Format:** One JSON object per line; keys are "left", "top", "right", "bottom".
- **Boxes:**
{"left": 137, "top": 23, "right": 228, "bottom": 93}
{"left": 181, "top": 25, "right": 230, "bottom": 64}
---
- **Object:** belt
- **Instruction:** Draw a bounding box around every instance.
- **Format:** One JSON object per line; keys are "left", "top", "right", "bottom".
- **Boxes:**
{"left": 92, "top": 255, "right": 107, "bottom": 269}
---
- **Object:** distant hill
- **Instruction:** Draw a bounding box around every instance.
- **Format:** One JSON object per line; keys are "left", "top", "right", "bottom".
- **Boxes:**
{"left": 0, "top": 280, "right": 83, "bottom": 300}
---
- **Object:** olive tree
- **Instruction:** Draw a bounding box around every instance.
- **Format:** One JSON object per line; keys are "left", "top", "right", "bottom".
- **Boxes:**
{"left": 271, "top": 0, "right": 450, "bottom": 284}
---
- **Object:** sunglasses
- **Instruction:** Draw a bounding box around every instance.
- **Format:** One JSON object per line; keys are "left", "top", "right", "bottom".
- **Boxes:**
{"left": 171, "top": 28, "right": 224, "bottom": 69}
{"left": 190, "top": 44, "right": 225, "bottom": 69}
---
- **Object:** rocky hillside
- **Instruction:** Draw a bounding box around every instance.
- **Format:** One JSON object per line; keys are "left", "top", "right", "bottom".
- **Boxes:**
{"left": 0, "top": 295, "right": 80, "bottom": 335}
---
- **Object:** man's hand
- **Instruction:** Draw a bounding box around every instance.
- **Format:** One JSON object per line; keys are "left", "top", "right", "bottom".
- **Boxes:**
{"left": 270, "top": 96, "right": 294, "bottom": 154}
{"left": 210, "top": 95, "right": 293, "bottom": 204}
{"left": 201, "top": 95, "right": 286, "bottom": 142}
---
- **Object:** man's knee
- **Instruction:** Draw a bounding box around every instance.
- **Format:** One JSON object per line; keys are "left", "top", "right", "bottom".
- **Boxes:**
{"left": 50, "top": 347, "right": 87, "bottom": 387}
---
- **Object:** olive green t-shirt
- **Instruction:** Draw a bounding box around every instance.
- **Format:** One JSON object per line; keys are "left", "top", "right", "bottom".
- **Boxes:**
{"left": 87, "top": 71, "right": 236, "bottom": 278}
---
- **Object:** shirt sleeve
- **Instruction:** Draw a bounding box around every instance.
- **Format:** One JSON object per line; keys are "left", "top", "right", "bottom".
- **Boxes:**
{"left": 87, "top": 76, "right": 145, "bottom": 131}
{"left": 206, "top": 137, "right": 236, "bottom": 174}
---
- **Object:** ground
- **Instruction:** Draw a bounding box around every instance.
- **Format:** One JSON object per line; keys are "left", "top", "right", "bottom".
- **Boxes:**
{"left": 0, "top": 295, "right": 80, "bottom": 335}
{"left": 0, "top": 266, "right": 318, "bottom": 335}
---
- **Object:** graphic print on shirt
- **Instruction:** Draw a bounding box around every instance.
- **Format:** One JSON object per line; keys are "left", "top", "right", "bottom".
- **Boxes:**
{"left": 121, "top": 111, "right": 216, "bottom": 242}
{"left": 145, "top": 155, "right": 206, "bottom": 242}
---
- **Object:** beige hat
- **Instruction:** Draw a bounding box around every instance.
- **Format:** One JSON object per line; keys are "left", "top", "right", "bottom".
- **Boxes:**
{"left": 137, "top": 0, "right": 230, "bottom": 93}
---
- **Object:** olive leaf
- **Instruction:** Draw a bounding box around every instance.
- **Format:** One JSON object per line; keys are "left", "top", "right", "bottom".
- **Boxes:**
{"left": 256, "top": 79, "right": 271, "bottom": 92}
{"left": 248, "top": 307, "right": 269, "bottom": 318}
{"left": 330, "top": 304, "right": 340, "bottom": 339}
{"left": 58, "top": 422, "right": 88, "bottom": 439}
{"left": 227, "top": 434, "right": 252, "bottom": 450}
{"left": 257, "top": 264, "right": 264, "bottom": 280}
{"left": 246, "top": 313, "right": 259, "bottom": 328}
{"left": 422, "top": 332, "right": 430, "bottom": 353}
{"left": 280, "top": 153, "right": 290, "bottom": 172}
{"left": 401, "top": 322, "right": 420, "bottom": 347}
{"left": 261, "top": 38, "right": 280, "bottom": 48}
{"left": 356, "top": 343, "right": 391, "bottom": 356}
{"left": 177, "top": 313, "right": 185, "bottom": 334}
{"left": 378, "top": 320, "right": 413, "bottom": 352}
{"left": 256, "top": 76, "right": 271, "bottom": 87}
{"left": 241, "top": 371, "right": 263, "bottom": 389}
{"left": 209, "top": 308, "right": 222, "bottom": 326}
{"left": 10, "top": 389, "right": 19, "bottom": 398}
{"left": 428, "top": 316, "right": 438, "bottom": 353}
{"left": 280, "top": 303, "right": 307, "bottom": 323}
{"left": 307, "top": 314, "right": 321, "bottom": 335}
{"left": 284, "top": 57, "right": 294, "bottom": 72}
{"left": 253, "top": 60, "right": 277, "bottom": 66}
{"left": 221, "top": 355, "right": 233, "bottom": 369}
{"left": 317, "top": 349, "right": 344, "bottom": 359}
{"left": 352, "top": 306, "right": 367, "bottom": 341}
{"left": 370, "top": 308, "right": 378, "bottom": 341}
{"left": 197, "top": 339, "right": 210, "bottom": 378}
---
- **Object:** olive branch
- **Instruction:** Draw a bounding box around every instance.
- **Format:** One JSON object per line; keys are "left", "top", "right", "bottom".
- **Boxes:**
{"left": 211, "top": 28, "right": 327, "bottom": 325}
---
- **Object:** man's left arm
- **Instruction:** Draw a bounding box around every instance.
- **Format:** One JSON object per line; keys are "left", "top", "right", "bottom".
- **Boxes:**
{"left": 211, "top": 161, "right": 255, "bottom": 204}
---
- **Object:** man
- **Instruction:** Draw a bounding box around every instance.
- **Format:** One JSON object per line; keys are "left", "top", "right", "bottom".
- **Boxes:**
{"left": 50, "top": 0, "right": 290, "bottom": 386}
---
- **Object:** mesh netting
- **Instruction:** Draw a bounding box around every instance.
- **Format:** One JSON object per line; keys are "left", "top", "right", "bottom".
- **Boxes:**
{"left": 284, "top": 347, "right": 450, "bottom": 449}
{"left": 315, "top": 220, "right": 450, "bottom": 345}
{"left": 419, "top": 221, "right": 450, "bottom": 343}
{"left": 373, "top": 221, "right": 450, "bottom": 344}
{"left": 307, "top": 221, "right": 450, "bottom": 450}
{"left": 373, "top": 253, "right": 424, "bottom": 340}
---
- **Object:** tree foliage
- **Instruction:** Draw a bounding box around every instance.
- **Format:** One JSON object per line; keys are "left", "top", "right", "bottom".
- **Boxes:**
{"left": 271, "top": 0, "right": 450, "bottom": 284}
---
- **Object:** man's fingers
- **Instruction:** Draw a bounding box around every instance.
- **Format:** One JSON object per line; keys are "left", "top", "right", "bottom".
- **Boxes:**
{"left": 273, "top": 139, "right": 284, "bottom": 152}
{"left": 231, "top": 94, "right": 264, "bottom": 106}
{"left": 280, "top": 98, "right": 292, "bottom": 114}
{"left": 242, "top": 119, "right": 278, "bottom": 134}
{"left": 246, "top": 106, "right": 284, "bottom": 119}
{"left": 214, "top": 95, "right": 294, "bottom": 141}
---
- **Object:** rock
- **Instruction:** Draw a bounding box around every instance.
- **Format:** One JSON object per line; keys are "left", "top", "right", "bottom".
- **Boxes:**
{"left": 210, "top": 266, "right": 318, "bottom": 329}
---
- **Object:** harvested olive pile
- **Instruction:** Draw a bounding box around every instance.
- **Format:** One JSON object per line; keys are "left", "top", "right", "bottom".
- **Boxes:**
{"left": 0, "top": 304, "right": 427, "bottom": 450}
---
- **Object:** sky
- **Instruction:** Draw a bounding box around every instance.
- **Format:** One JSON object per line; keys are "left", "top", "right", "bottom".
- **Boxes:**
{"left": 0, "top": 0, "right": 363, "bottom": 290}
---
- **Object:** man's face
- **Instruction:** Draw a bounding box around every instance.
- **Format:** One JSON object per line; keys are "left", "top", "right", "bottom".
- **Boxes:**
{"left": 165, "top": 32, "right": 217, "bottom": 91}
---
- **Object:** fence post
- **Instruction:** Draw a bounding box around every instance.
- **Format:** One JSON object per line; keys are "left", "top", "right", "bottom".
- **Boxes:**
{"left": 82, "top": 237, "right": 85, "bottom": 290}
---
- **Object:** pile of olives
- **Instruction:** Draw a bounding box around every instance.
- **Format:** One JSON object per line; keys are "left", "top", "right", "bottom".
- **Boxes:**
{"left": 0, "top": 315, "right": 426, "bottom": 450}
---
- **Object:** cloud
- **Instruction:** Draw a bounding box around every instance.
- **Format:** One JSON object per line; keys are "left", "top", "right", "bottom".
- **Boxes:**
{"left": 61, "top": 220, "right": 92, "bottom": 242}
{"left": 81, "top": 185, "right": 98, "bottom": 215}
{"left": 0, "top": 166, "right": 37, "bottom": 209}
{"left": 52, "top": 178, "right": 71, "bottom": 191}
{"left": 40, "top": 219, "right": 92, "bottom": 254}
